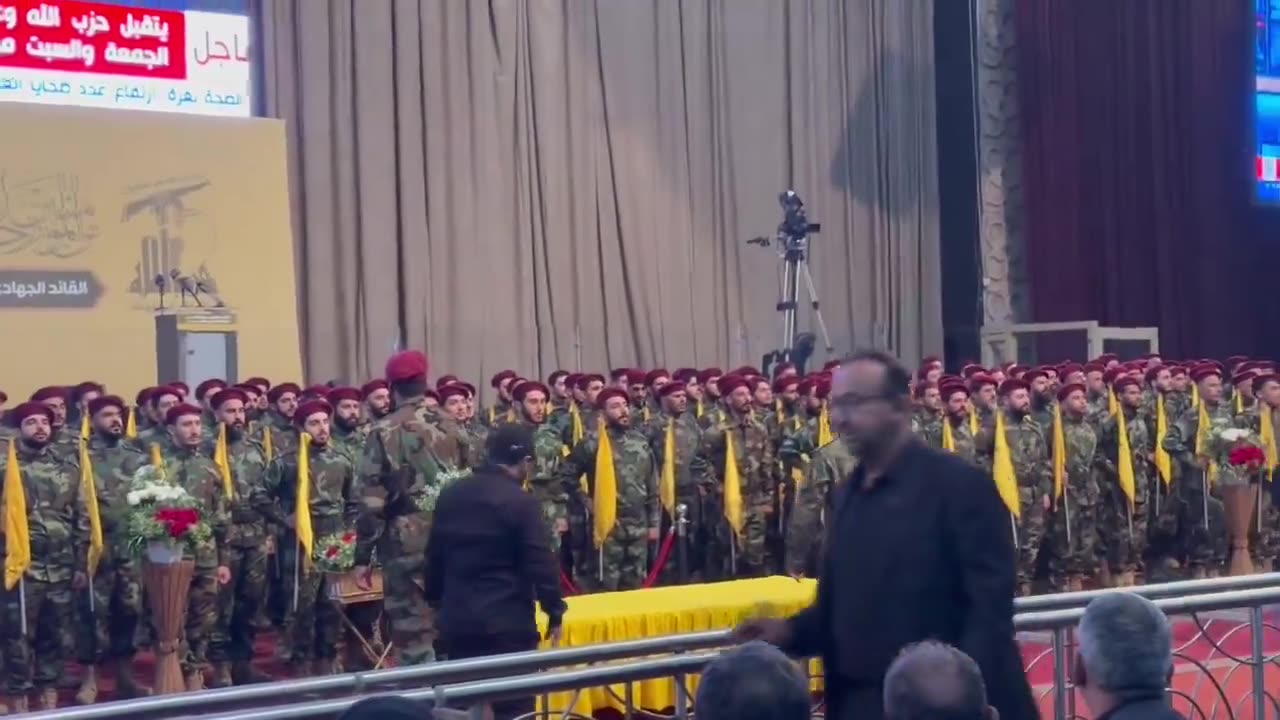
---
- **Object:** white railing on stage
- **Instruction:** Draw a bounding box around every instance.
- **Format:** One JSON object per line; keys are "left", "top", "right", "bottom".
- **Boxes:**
{"left": 979, "top": 320, "right": 1160, "bottom": 367}
{"left": 23, "top": 574, "right": 1280, "bottom": 720}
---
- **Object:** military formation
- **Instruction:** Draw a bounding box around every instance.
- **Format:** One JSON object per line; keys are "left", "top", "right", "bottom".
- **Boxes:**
{"left": 1, "top": 349, "right": 1277, "bottom": 711}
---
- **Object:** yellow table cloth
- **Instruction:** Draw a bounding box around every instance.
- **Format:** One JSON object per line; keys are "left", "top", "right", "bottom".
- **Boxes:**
{"left": 534, "top": 576, "right": 821, "bottom": 715}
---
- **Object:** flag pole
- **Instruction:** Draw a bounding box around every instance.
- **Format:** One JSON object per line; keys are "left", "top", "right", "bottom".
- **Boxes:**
{"left": 19, "top": 578, "right": 27, "bottom": 636}
{"left": 293, "top": 539, "right": 301, "bottom": 611}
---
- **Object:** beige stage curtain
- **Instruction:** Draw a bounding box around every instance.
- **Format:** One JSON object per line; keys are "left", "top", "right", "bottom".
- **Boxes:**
{"left": 257, "top": 0, "right": 941, "bottom": 388}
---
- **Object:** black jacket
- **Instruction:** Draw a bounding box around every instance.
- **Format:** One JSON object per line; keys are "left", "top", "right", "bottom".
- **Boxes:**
{"left": 425, "top": 465, "right": 567, "bottom": 641}
{"left": 1098, "top": 696, "right": 1187, "bottom": 720}
{"left": 784, "top": 439, "right": 1038, "bottom": 720}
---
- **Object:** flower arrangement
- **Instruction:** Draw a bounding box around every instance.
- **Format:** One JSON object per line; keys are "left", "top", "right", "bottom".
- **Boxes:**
{"left": 124, "top": 465, "right": 213, "bottom": 557}
{"left": 1229, "top": 445, "right": 1268, "bottom": 472}
{"left": 414, "top": 467, "right": 470, "bottom": 514}
{"left": 314, "top": 529, "right": 358, "bottom": 573}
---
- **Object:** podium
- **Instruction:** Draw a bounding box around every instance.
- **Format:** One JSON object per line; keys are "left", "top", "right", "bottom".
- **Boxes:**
{"left": 154, "top": 310, "right": 239, "bottom": 385}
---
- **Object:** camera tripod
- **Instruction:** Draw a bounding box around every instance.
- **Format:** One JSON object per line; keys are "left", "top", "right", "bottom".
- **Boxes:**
{"left": 773, "top": 246, "right": 835, "bottom": 367}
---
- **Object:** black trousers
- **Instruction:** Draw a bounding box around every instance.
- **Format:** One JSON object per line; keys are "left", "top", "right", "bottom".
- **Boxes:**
{"left": 826, "top": 678, "right": 884, "bottom": 720}
{"left": 443, "top": 632, "right": 540, "bottom": 720}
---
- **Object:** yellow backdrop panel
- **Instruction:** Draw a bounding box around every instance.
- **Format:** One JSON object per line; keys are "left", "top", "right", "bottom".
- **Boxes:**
{"left": 0, "top": 104, "right": 300, "bottom": 397}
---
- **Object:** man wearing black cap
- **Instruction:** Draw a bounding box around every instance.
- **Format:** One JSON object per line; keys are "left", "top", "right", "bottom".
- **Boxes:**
{"left": 426, "top": 422, "right": 567, "bottom": 720}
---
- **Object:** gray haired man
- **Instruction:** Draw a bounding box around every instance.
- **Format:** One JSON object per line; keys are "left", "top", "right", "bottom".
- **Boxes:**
{"left": 696, "top": 642, "right": 811, "bottom": 720}
{"left": 883, "top": 641, "right": 996, "bottom": 720}
{"left": 1075, "top": 593, "right": 1185, "bottom": 719}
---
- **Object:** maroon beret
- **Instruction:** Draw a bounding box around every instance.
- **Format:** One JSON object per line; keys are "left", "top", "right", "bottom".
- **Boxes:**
{"left": 512, "top": 381, "right": 549, "bottom": 402}
{"left": 244, "top": 376, "right": 271, "bottom": 388}
{"left": 657, "top": 381, "right": 687, "bottom": 399}
{"left": 301, "top": 384, "right": 331, "bottom": 400}
{"left": 1102, "top": 367, "right": 1124, "bottom": 385}
{"left": 327, "top": 387, "right": 361, "bottom": 405}
{"left": 609, "top": 368, "right": 633, "bottom": 382}
{"left": 233, "top": 383, "right": 261, "bottom": 396}
{"left": 773, "top": 375, "right": 802, "bottom": 394}
{"left": 822, "top": 360, "right": 842, "bottom": 371}
{"left": 644, "top": 369, "right": 670, "bottom": 387}
{"left": 717, "top": 375, "right": 750, "bottom": 396}
{"left": 1232, "top": 371, "right": 1258, "bottom": 387}
{"left": 87, "top": 395, "right": 126, "bottom": 417}
{"left": 1190, "top": 364, "right": 1222, "bottom": 384}
{"left": 1225, "top": 355, "right": 1249, "bottom": 369}
{"left": 997, "top": 379, "right": 1029, "bottom": 396}
{"left": 1083, "top": 363, "right": 1106, "bottom": 375}
{"left": 267, "top": 383, "right": 302, "bottom": 403}
{"left": 209, "top": 388, "right": 249, "bottom": 409}
{"left": 1021, "top": 369, "right": 1046, "bottom": 384}
{"left": 455, "top": 382, "right": 477, "bottom": 397}
{"left": 8, "top": 401, "right": 54, "bottom": 427}
{"left": 968, "top": 373, "right": 997, "bottom": 391}
{"left": 168, "top": 381, "right": 189, "bottom": 397}
{"left": 939, "top": 380, "right": 969, "bottom": 400}
{"left": 547, "top": 370, "right": 570, "bottom": 386}
{"left": 697, "top": 368, "right": 723, "bottom": 385}
{"left": 771, "top": 362, "right": 796, "bottom": 378}
{"left": 672, "top": 368, "right": 698, "bottom": 384}
{"left": 1169, "top": 366, "right": 1188, "bottom": 377}
{"left": 195, "top": 379, "right": 227, "bottom": 399}
{"left": 595, "top": 387, "right": 629, "bottom": 410}
{"left": 1252, "top": 373, "right": 1279, "bottom": 394}
{"left": 1143, "top": 365, "right": 1168, "bottom": 383}
{"left": 1094, "top": 353, "right": 1119, "bottom": 364}
{"left": 625, "top": 369, "right": 648, "bottom": 386}
{"left": 1113, "top": 376, "right": 1141, "bottom": 394}
{"left": 72, "top": 381, "right": 105, "bottom": 400}
{"left": 564, "top": 373, "right": 583, "bottom": 390}
{"left": 294, "top": 400, "right": 333, "bottom": 425}
{"left": 1055, "top": 383, "right": 1086, "bottom": 404}
{"left": 30, "top": 386, "right": 68, "bottom": 403}
{"left": 164, "top": 403, "right": 203, "bottom": 425}
{"left": 135, "top": 386, "right": 157, "bottom": 406}
{"left": 490, "top": 370, "right": 517, "bottom": 389}
{"left": 435, "top": 374, "right": 459, "bottom": 390}
{"left": 960, "top": 364, "right": 985, "bottom": 379}
{"left": 731, "top": 366, "right": 762, "bottom": 378}
{"left": 385, "top": 350, "right": 429, "bottom": 383}
{"left": 1059, "top": 363, "right": 1083, "bottom": 378}
{"left": 360, "top": 380, "right": 389, "bottom": 398}
{"left": 0, "top": 390, "right": 8, "bottom": 404}
{"left": 423, "top": 389, "right": 440, "bottom": 402}
{"left": 575, "top": 373, "right": 604, "bottom": 391}
{"left": 150, "top": 385, "right": 184, "bottom": 404}
{"left": 438, "top": 384, "right": 469, "bottom": 402}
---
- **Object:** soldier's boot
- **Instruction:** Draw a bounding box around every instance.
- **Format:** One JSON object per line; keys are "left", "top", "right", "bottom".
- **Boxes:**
{"left": 232, "top": 660, "right": 272, "bottom": 685}
{"left": 184, "top": 671, "right": 205, "bottom": 693}
{"left": 38, "top": 688, "right": 57, "bottom": 710}
{"left": 74, "top": 666, "right": 99, "bottom": 705}
{"left": 114, "top": 659, "right": 152, "bottom": 698}
{"left": 209, "top": 662, "right": 233, "bottom": 689}
{"left": 1066, "top": 574, "right": 1084, "bottom": 593}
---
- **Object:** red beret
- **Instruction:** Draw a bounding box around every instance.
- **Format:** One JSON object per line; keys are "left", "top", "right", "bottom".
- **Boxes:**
{"left": 596, "top": 387, "right": 629, "bottom": 410}
{"left": 548, "top": 370, "right": 570, "bottom": 385}
{"left": 796, "top": 378, "right": 816, "bottom": 396}
{"left": 672, "top": 368, "right": 698, "bottom": 384}
{"left": 1022, "top": 369, "right": 1046, "bottom": 383}
{"left": 438, "top": 384, "right": 469, "bottom": 402}
{"left": 164, "top": 403, "right": 203, "bottom": 425}
{"left": 1169, "top": 366, "right": 1188, "bottom": 377}
{"left": 244, "top": 376, "right": 271, "bottom": 388}
{"left": 644, "top": 369, "right": 671, "bottom": 387}
{"left": 8, "top": 401, "right": 54, "bottom": 427}
{"left": 921, "top": 356, "right": 942, "bottom": 369}
{"left": 72, "top": 381, "right": 104, "bottom": 399}
{"left": 423, "top": 389, "right": 440, "bottom": 402}
{"left": 772, "top": 375, "right": 802, "bottom": 393}
{"left": 1232, "top": 371, "right": 1258, "bottom": 387}
{"left": 0, "top": 390, "right": 8, "bottom": 404}
{"left": 233, "top": 383, "right": 261, "bottom": 395}
{"left": 168, "top": 381, "right": 189, "bottom": 397}
{"left": 195, "top": 379, "right": 227, "bottom": 399}
{"left": 455, "top": 381, "right": 477, "bottom": 397}
{"left": 771, "top": 362, "right": 796, "bottom": 378}
{"left": 1083, "top": 363, "right": 1105, "bottom": 375}
{"left": 998, "top": 379, "right": 1029, "bottom": 396}
{"left": 815, "top": 381, "right": 833, "bottom": 400}
{"left": 968, "top": 373, "right": 997, "bottom": 391}
{"left": 657, "top": 381, "right": 687, "bottom": 399}
{"left": 1113, "top": 376, "right": 1141, "bottom": 394}
{"left": 360, "top": 380, "right": 389, "bottom": 398}
{"left": 575, "top": 373, "right": 604, "bottom": 391}
{"left": 209, "top": 388, "right": 249, "bottom": 409}
{"left": 912, "top": 380, "right": 937, "bottom": 399}
{"left": 717, "top": 375, "right": 749, "bottom": 396}
{"left": 939, "top": 381, "right": 969, "bottom": 400}
{"left": 1055, "top": 383, "right": 1086, "bottom": 403}
{"left": 1242, "top": 360, "right": 1272, "bottom": 373}
{"left": 151, "top": 385, "right": 183, "bottom": 403}
{"left": 385, "top": 350, "right": 429, "bottom": 383}
{"left": 30, "top": 386, "right": 67, "bottom": 402}
{"left": 490, "top": 370, "right": 517, "bottom": 389}
{"left": 625, "top": 369, "right": 648, "bottom": 386}
{"left": 609, "top": 368, "right": 633, "bottom": 382}
{"left": 960, "top": 364, "right": 985, "bottom": 379}
{"left": 1059, "top": 363, "right": 1083, "bottom": 377}
{"left": 512, "top": 381, "right": 549, "bottom": 402}
{"left": 301, "top": 385, "right": 331, "bottom": 400}
{"left": 1225, "top": 355, "right": 1249, "bottom": 368}
{"left": 435, "top": 374, "right": 459, "bottom": 390}
{"left": 564, "top": 373, "right": 583, "bottom": 390}
{"left": 822, "top": 360, "right": 842, "bottom": 371}
{"left": 731, "top": 366, "right": 762, "bottom": 378}
{"left": 87, "top": 395, "right": 126, "bottom": 417}
{"left": 327, "top": 387, "right": 361, "bottom": 405}
{"left": 1143, "top": 365, "right": 1168, "bottom": 383}
{"left": 135, "top": 386, "right": 157, "bottom": 406}
{"left": 1102, "top": 367, "right": 1124, "bottom": 385}
{"left": 1190, "top": 365, "right": 1222, "bottom": 384}
{"left": 697, "top": 368, "right": 723, "bottom": 385}
{"left": 1094, "top": 353, "right": 1119, "bottom": 364}
{"left": 294, "top": 400, "right": 333, "bottom": 425}
{"left": 1252, "top": 373, "right": 1279, "bottom": 394}
{"left": 267, "top": 383, "right": 302, "bottom": 403}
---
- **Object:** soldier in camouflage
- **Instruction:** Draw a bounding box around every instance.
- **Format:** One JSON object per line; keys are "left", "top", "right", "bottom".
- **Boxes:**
{"left": 68, "top": 382, "right": 105, "bottom": 441}
{"left": 1025, "top": 369, "right": 1056, "bottom": 437}
{"left": 75, "top": 396, "right": 151, "bottom": 704}
{"left": 153, "top": 403, "right": 232, "bottom": 691}
{"left": 326, "top": 387, "right": 367, "bottom": 468}
{"left": 558, "top": 388, "right": 658, "bottom": 592}
{"left": 30, "top": 385, "right": 79, "bottom": 459}
{"left": 356, "top": 350, "right": 463, "bottom": 666}
{"left": 482, "top": 370, "right": 519, "bottom": 428}
{"left": 554, "top": 374, "right": 604, "bottom": 581}
{"left": 135, "top": 386, "right": 183, "bottom": 448}
{"left": 1163, "top": 364, "right": 1231, "bottom": 578}
{"left": 923, "top": 381, "right": 978, "bottom": 462}
{"left": 1096, "top": 376, "right": 1154, "bottom": 587}
{"left": 359, "top": 380, "right": 393, "bottom": 438}
{"left": 696, "top": 369, "right": 727, "bottom": 430}
{"left": 644, "top": 381, "right": 704, "bottom": 583}
{"left": 692, "top": 374, "right": 779, "bottom": 578}
{"left": 784, "top": 432, "right": 856, "bottom": 578}
{"left": 1, "top": 402, "right": 90, "bottom": 712}
{"left": 547, "top": 370, "right": 573, "bottom": 424}
{"left": 1234, "top": 373, "right": 1280, "bottom": 572}
{"left": 203, "top": 388, "right": 272, "bottom": 687}
{"left": 194, "top": 379, "right": 229, "bottom": 440}
{"left": 1044, "top": 384, "right": 1100, "bottom": 593}
{"left": 263, "top": 383, "right": 303, "bottom": 460}
{"left": 261, "top": 400, "right": 360, "bottom": 676}
{"left": 1140, "top": 364, "right": 1184, "bottom": 581}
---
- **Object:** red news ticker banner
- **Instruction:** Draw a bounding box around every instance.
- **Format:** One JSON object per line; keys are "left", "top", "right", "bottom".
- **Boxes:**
{"left": 0, "top": 0, "right": 186, "bottom": 80}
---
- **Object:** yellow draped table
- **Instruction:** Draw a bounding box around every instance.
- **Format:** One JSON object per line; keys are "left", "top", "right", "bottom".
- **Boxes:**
{"left": 534, "top": 576, "right": 822, "bottom": 715}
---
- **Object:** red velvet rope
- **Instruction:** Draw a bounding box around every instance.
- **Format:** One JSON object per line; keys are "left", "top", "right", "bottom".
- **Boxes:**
{"left": 640, "top": 530, "right": 678, "bottom": 588}
{"left": 560, "top": 568, "right": 582, "bottom": 596}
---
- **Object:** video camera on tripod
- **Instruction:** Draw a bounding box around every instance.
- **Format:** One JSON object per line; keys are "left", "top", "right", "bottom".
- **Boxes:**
{"left": 747, "top": 190, "right": 835, "bottom": 375}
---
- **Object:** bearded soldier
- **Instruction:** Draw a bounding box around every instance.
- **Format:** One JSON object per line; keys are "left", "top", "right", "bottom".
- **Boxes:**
{"left": 327, "top": 387, "right": 366, "bottom": 467}
{"left": 1163, "top": 364, "right": 1231, "bottom": 578}
{"left": 646, "top": 381, "right": 704, "bottom": 583}
{"left": 924, "top": 380, "right": 978, "bottom": 462}
{"left": 29, "top": 386, "right": 79, "bottom": 459}
{"left": 1096, "top": 376, "right": 1154, "bottom": 587}
{"left": 1044, "top": 383, "right": 1100, "bottom": 593}
{"left": 75, "top": 396, "right": 150, "bottom": 704}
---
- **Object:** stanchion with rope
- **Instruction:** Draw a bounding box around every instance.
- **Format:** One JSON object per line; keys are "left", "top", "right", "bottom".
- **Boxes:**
{"left": 557, "top": 527, "right": 678, "bottom": 598}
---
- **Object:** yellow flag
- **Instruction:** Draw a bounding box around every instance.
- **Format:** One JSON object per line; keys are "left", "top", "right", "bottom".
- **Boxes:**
{"left": 1191, "top": 383, "right": 1200, "bottom": 407}
{"left": 214, "top": 423, "right": 234, "bottom": 499}
{"left": 817, "top": 403, "right": 833, "bottom": 447}
{"left": 262, "top": 425, "right": 274, "bottom": 461}
{"left": 296, "top": 432, "right": 314, "bottom": 568}
{"left": 775, "top": 398, "right": 783, "bottom": 417}
{"left": 1195, "top": 401, "right": 1217, "bottom": 485}
{"left": 1154, "top": 394, "right": 1173, "bottom": 486}
{"left": 1236, "top": 393, "right": 1244, "bottom": 415}
{"left": 723, "top": 429, "right": 745, "bottom": 538}
{"left": 124, "top": 407, "right": 137, "bottom": 439}
{"left": 3, "top": 441, "right": 31, "bottom": 590}
{"left": 968, "top": 404, "right": 979, "bottom": 436}
{"left": 570, "top": 403, "right": 585, "bottom": 443}
{"left": 696, "top": 399, "right": 704, "bottom": 419}
{"left": 1261, "top": 406, "right": 1277, "bottom": 479}
{"left": 660, "top": 419, "right": 676, "bottom": 514}
{"left": 79, "top": 413, "right": 90, "bottom": 441}
{"left": 150, "top": 443, "right": 165, "bottom": 477}
{"left": 506, "top": 408, "right": 516, "bottom": 422}
{"left": 488, "top": 406, "right": 496, "bottom": 425}
{"left": 992, "top": 412, "right": 1021, "bottom": 518}
{"left": 1107, "top": 388, "right": 1120, "bottom": 417}
{"left": 80, "top": 442, "right": 104, "bottom": 577}
{"left": 592, "top": 419, "right": 617, "bottom": 548}
{"left": 1116, "top": 408, "right": 1136, "bottom": 510}
{"left": 643, "top": 406, "right": 651, "bottom": 423}
{"left": 1051, "top": 404, "right": 1066, "bottom": 500}
{"left": 942, "top": 417, "right": 956, "bottom": 453}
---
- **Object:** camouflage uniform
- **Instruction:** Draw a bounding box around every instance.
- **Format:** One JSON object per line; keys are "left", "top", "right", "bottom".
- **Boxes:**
{"left": 920, "top": 416, "right": 978, "bottom": 463}
{"left": 481, "top": 401, "right": 515, "bottom": 429}
{"left": 461, "top": 419, "right": 488, "bottom": 470}
{"left": 693, "top": 409, "right": 779, "bottom": 578}
{"left": 357, "top": 395, "right": 465, "bottom": 666}
{"left": 1162, "top": 401, "right": 1231, "bottom": 576}
{"left": 155, "top": 441, "right": 230, "bottom": 685}
{"left": 645, "top": 411, "right": 704, "bottom": 583}
{"left": 76, "top": 435, "right": 149, "bottom": 694}
{"left": 259, "top": 414, "right": 299, "bottom": 626}
{"left": 1044, "top": 414, "right": 1100, "bottom": 591}
{"left": 1095, "top": 408, "right": 1154, "bottom": 581}
{"left": 558, "top": 424, "right": 658, "bottom": 592}
{"left": 0, "top": 439, "right": 88, "bottom": 703}
{"left": 330, "top": 426, "right": 365, "bottom": 469}
{"left": 206, "top": 431, "right": 270, "bottom": 681}
{"left": 263, "top": 441, "right": 358, "bottom": 669}
{"left": 531, "top": 422, "right": 572, "bottom": 554}
{"left": 1233, "top": 405, "right": 1280, "bottom": 571}
{"left": 980, "top": 412, "right": 1052, "bottom": 590}
{"left": 784, "top": 437, "right": 856, "bottom": 576}
{"left": 49, "top": 424, "right": 80, "bottom": 460}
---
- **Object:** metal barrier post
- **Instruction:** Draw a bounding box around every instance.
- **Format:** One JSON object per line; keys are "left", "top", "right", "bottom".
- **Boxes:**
{"left": 1064, "top": 626, "right": 1077, "bottom": 720}
{"left": 1251, "top": 606, "right": 1266, "bottom": 720}
{"left": 1050, "top": 628, "right": 1068, "bottom": 720}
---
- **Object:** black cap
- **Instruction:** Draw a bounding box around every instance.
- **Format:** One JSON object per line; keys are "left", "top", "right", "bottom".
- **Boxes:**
{"left": 486, "top": 422, "right": 535, "bottom": 465}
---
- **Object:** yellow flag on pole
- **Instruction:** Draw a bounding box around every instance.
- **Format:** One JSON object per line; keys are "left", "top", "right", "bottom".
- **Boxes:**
{"left": 723, "top": 430, "right": 745, "bottom": 539}
{"left": 214, "top": 423, "right": 234, "bottom": 499}
{"left": 1261, "top": 406, "right": 1278, "bottom": 480}
{"left": 80, "top": 442, "right": 104, "bottom": 577}
{"left": 1051, "top": 404, "right": 1066, "bottom": 500}
{"left": 124, "top": 407, "right": 137, "bottom": 439}
{"left": 592, "top": 419, "right": 617, "bottom": 548}
{"left": 296, "top": 432, "right": 314, "bottom": 568}
{"left": 1116, "top": 408, "right": 1136, "bottom": 510}
{"left": 992, "top": 412, "right": 1021, "bottom": 518}
{"left": 660, "top": 419, "right": 676, "bottom": 514}
{"left": 1195, "top": 401, "right": 1217, "bottom": 485}
{"left": 1154, "top": 394, "right": 1173, "bottom": 486}
{"left": 3, "top": 441, "right": 31, "bottom": 590}
{"left": 942, "top": 417, "right": 956, "bottom": 453}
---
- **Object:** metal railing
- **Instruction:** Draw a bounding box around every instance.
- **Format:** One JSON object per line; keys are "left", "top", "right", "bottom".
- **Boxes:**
{"left": 24, "top": 574, "right": 1280, "bottom": 720}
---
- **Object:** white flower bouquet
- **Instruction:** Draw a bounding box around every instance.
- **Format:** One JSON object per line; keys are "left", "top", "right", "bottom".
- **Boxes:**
{"left": 124, "top": 465, "right": 213, "bottom": 560}
{"left": 414, "top": 466, "right": 470, "bottom": 514}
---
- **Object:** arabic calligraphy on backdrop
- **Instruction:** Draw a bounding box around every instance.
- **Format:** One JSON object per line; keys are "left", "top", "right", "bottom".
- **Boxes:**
{"left": 0, "top": 268, "right": 102, "bottom": 307}
{"left": 0, "top": 3, "right": 249, "bottom": 117}
{"left": 0, "top": 1, "right": 185, "bottom": 78}
{"left": 0, "top": 171, "right": 98, "bottom": 258}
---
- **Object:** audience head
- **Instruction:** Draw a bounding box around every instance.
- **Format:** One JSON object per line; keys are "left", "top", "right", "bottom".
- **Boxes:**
{"left": 696, "top": 641, "right": 810, "bottom": 720}
{"left": 1075, "top": 593, "right": 1173, "bottom": 716}
{"left": 883, "top": 641, "right": 995, "bottom": 720}
{"left": 338, "top": 695, "right": 435, "bottom": 720}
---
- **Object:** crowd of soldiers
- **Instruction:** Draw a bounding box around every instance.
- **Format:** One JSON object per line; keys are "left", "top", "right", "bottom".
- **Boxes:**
{"left": 0, "top": 348, "right": 1275, "bottom": 712}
